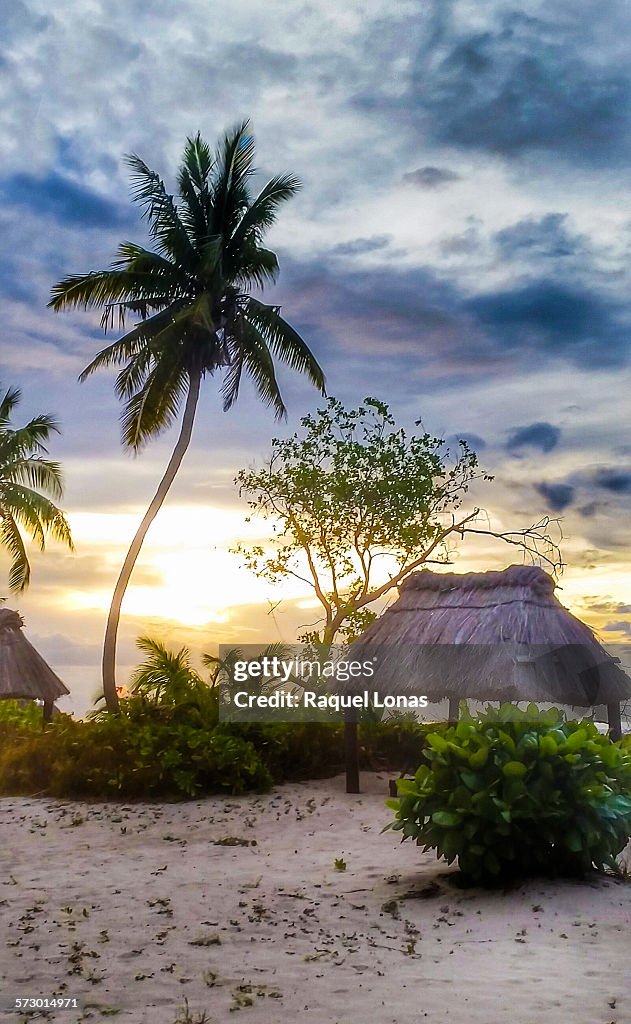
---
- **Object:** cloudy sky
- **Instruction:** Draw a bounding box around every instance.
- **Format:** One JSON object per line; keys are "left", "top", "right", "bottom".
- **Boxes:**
{"left": 2, "top": 0, "right": 630, "bottom": 713}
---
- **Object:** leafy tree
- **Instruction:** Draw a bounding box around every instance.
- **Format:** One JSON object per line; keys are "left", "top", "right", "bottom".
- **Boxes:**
{"left": 50, "top": 122, "right": 325, "bottom": 712}
{"left": 235, "top": 396, "right": 561, "bottom": 646}
{"left": 0, "top": 384, "right": 73, "bottom": 591}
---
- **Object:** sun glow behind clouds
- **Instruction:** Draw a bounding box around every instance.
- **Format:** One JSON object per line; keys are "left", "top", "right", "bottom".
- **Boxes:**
{"left": 50, "top": 505, "right": 631, "bottom": 638}
{"left": 62, "top": 505, "right": 312, "bottom": 627}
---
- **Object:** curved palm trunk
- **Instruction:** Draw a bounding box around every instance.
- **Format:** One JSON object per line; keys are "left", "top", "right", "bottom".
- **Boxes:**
{"left": 102, "top": 371, "right": 202, "bottom": 712}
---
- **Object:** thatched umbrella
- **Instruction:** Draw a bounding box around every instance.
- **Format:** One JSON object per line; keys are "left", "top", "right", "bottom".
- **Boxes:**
{"left": 345, "top": 565, "right": 631, "bottom": 791}
{"left": 0, "top": 609, "right": 69, "bottom": 721}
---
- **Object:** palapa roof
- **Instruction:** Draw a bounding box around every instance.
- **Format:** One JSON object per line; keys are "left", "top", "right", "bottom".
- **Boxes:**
{"left": 0, "top": 608, "right": 69, "bottom": 704}
{"left": 351, "top": 564, "right": 631, "bottom": 706}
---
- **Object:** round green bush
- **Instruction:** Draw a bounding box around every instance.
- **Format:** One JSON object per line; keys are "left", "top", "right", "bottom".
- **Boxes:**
{"left": 387, "top": 704, "right": 631, "bottom": 882}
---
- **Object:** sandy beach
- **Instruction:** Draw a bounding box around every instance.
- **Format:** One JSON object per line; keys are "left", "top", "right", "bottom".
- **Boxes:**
{"left": 1, "top": 773, "right": 630, "bottom": 1024}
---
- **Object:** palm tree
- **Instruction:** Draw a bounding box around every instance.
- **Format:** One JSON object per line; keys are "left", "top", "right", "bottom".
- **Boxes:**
{"left": 130, "top": 635, "right": 203, "bottom": 705}
{"left": 0, "top": 384, "right": 73, "bottom": 591}
{"left": 49, "top": 122, "right": 325, "bottom": 712}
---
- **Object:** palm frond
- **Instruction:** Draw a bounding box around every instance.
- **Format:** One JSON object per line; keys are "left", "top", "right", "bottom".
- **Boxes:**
{"left": 211, "top": 121, "right": 255, "bottom": 237}
{"left": 114, "top": 348, "right": 155, "bottom": 401}
{"left": 79, "top": 334, "right": 153, "bottom": 383}
{"left": 4, "top": 415, "right": 61, "bottom": 456}
{"left": 130, "top": 635, "right": 199, "bottom": 699}
{"left": 0, "top": 511, "right": 30, "bottom": 591}
{"left": 135, "top": 635, "right": 175, "bottom": 660}
{"left": 233, "top": 246, "right": 279, "bottom": 289}
{"left": 1, "top": 484, "right": 73, "bottom": 550}
{"left": 121, "top": 357, "right": 190, "bottom": 450}
{"left": 49, "top": 269, "right": 178, "bottom": 314}
{"left": 202, "top": 647, "right": 245, "bottom": 681}
{"left": 3, "top": 457, "right": 64, "bottom": 501}
{"left": 182, "top": 133, "right": 214, "bottom": 192}
{"left": 0, "top": 386, "right": 21, "bottom": 426}
{"left": 229, "top": 173, "right": 301, "bottom": 255}
{"left": 59, "top": 244, "right": 191, "bottom": 333}
{"left": 125, "top": 153, "right": 197, "bottom": 267}
{"left": 177, "top": 134, "right": 215, "bottom": 245}
{"left": 0, "top": 392, "right": 73, "bottom": 593}
{"left": 177, "top": 168, "right": 208, "bottom": 247}
{"left": 245, "top": 297, "right": 326, "bottom": 392}
{"left": 222, "top": 319, "right": 286, "bottom": 420}
{"left": 48, "top": 508, "right": 73, "bottom": 550}
{"left": 199, "top": 234, "right": 224, "bottom": 278}
{"left": 0, "top": 487, "right": 46, "bottom": 549}
{"left": 78, "top": 302, "right": 189, "bottom": 382}
{"left": 110, "top": 242, "right": 189, "bottom": 281}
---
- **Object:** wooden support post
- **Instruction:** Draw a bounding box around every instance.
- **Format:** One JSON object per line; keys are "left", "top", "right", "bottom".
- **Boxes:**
{"left": 42, "top": 700, "right": 54, "bottom": 726}
{"left": 344, "top": 714, "right": 360, "bottom": 794}
{"left": 448, "top": 697, "right": 460, "bottom": 726}
{"left": 607, "top": 702, "right": 622, "bottom": 741}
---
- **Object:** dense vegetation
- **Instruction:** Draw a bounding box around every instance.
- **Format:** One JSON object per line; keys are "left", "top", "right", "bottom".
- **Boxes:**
{"left": 387, "top": 704, "right": 631, "bottom": 882}
{"left": 0, "top": 696, "right": 428, "bottom": 800}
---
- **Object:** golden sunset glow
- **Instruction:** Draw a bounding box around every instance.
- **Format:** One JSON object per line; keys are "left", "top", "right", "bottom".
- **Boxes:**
{"left": 62, "top": 505, "right": 315, "bottom": 628}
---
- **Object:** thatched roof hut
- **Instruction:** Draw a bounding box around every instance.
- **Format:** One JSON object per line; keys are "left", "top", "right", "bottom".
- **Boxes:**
{"left": 351, "top": 565, "right": 631, "bottom": 707}
{"left": 0, "top": 609, "right": 69, "bottom": 713}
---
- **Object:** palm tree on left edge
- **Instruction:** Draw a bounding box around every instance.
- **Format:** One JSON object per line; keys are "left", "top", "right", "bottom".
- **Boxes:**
{"left": 0, "top": 384, "right": 74, "bottom": 592}
{"left": 49, "top": 122, "right": 325, "bottom": 712}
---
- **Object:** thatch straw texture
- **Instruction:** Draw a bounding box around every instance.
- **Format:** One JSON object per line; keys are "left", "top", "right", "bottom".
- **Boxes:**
{"left": 351, "top": 565, "right": 631, "bottom": 706}
{"left": 0, "top": 609, "right": 69, "bottom": 703}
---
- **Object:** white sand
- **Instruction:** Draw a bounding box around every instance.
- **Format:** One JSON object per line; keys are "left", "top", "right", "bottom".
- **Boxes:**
{"left": 1, "top": 773, "right": 630, "bottom": 1024}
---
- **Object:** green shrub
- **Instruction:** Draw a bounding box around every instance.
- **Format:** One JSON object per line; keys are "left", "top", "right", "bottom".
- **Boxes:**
{"left": 232, "top": 718, "right": 435, "bottom": 782}
{"left": 0, "top": 698, "right": 48, "bottom": 730}
{"left": 361, "top": 719, "right": 445, "bottom": 772}
{"left": 387, "top": 704, "right": 631, "bottom": 882}
{"left": 0, "top": 680, "right": 436, "bottom": 800}
{"left": 231, "top": 721, "right": 344, "bottom": 781}
{"left": 0, "top": 702, "right": 270, "bottom": 799}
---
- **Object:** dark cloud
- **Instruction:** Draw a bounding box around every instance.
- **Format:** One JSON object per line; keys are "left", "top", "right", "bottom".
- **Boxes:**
{"left": 494, "top": 213, "right": 582, "bottom": 259}
{"left": 535, "top": 482, "right": 575, "bottom": 511}
{"left": 2, "top": 1, "right": 50, "bottom": 44}
{"left": 0, "top": 255, "right": 37, "bottom": 302}
{"left": 221, "top": 41, "right": 298, "bottom": 83}
{"left": 1, "top": 172, "right": 130, "bottom": 228}
{"left": 602, "top": 621, "right": 631, "bottom": 636}
{"left": 585, "top": 601, "right": 631, "bottom": 614}
{"left": 507, "top": 422, "right": 561, "bottom": 453}
{"left": 594, "top": 469, "right": 631, "bottom": 495}
{"left": 439, "top": 226, "right": 480, "bottom": 256}
{"left": 446, "top": 432, "right": 486, "bottom": 452}
{"left": 427, "top": 29, "right": 629, "bottom": 160}
{"left": 402, "top": 166, "right": 461, "bottom": 188}
{"left": 332, "top": 235, "right": 392, "bottom": 257}
{"left": 56, "top": 136, "right": 121, "bottom": 186}
{"left": 275, "top": 255, "right": 631, "bottom": 390}
{"left": 578, "top": 502, "right": 599, "bottom": 518}
{"left": 276, "top": 257, "right": 466, "bottom": 363}
{"left": 358, "top": 8, "right": 631, "bottom": 164}
{"left": 467, "top": 282, "right": 630, "bottom": 368}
